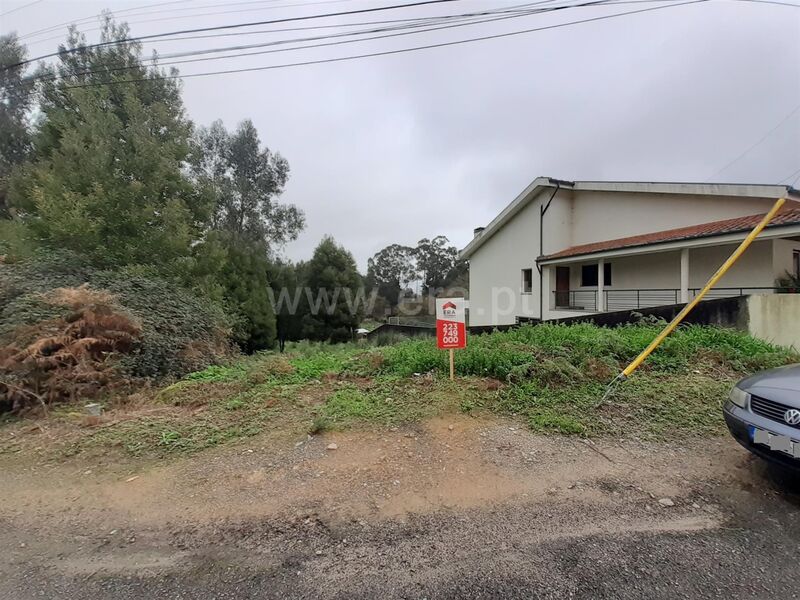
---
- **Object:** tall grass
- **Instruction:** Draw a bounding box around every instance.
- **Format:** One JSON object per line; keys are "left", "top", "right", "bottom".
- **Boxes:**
{"left": 375, "top": 324, "right": 798, "bottom": 381}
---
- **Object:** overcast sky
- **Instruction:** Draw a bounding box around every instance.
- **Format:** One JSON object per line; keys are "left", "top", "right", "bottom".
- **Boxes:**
{"left": 2, "top": 0, "right": 799, "bottom": 269}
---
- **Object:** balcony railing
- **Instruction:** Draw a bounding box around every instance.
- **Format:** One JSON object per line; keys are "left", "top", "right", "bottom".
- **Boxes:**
{"left": 553, "top": 290, "right": 598, "bottom": 311}
{"left": 554, "top": 287, "right": 796, "bottom": 312}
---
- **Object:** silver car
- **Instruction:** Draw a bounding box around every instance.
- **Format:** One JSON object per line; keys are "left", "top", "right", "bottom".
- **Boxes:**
{"left": 724, "top": 364, "right": 800, "bottom": 472}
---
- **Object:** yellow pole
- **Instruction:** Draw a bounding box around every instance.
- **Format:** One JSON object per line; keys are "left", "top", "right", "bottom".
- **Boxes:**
{"left": 620, "top": 196, "right": 786, "bottom": 379}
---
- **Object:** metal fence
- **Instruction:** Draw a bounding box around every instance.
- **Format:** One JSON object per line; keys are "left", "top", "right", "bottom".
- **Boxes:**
{"left": 556, "top": 287, "right": 796, "bottom": 312}
{"left": 553, "top": 290, "right": 598, "bottom": 311}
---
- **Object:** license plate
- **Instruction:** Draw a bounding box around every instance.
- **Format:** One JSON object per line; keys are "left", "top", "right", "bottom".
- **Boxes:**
{"left": 749, "top": 426, "right": 800, "bottom": 459}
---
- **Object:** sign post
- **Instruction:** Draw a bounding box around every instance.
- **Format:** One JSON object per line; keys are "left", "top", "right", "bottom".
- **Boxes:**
{"left": 436, "top": 298, "right": 466, "bottom": 380}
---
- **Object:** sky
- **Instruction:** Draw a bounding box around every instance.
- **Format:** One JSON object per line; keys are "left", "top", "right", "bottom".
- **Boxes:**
{"left": 1, "top": 0, "right": 799, "bottom": 270}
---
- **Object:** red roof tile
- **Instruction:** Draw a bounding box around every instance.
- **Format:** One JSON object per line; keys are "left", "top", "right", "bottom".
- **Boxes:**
{"left": 541, "top": 205, "right": 800, "bottom": 261}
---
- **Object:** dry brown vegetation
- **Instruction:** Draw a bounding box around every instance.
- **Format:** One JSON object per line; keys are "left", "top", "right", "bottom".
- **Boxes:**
{"left": 0, "top": 285, "right": 141, "bottom": 414}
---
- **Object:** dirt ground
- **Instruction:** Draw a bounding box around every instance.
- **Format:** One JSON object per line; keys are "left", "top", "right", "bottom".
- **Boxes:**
{"left": 2, "top": 414, "right": 799, "bottom": 599}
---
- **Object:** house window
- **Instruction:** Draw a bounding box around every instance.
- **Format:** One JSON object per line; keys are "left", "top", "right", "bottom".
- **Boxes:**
{"left": 581, "top": 263, "right": 612, "bottom": 287}
{"left": 521, "top": 268, "right": 533, "bottom": 294}
{"left": 794, "top": 250, "right": 800, "bottom": 278}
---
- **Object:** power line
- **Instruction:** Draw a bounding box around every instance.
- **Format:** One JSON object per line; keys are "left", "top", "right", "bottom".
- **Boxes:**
{"left": 15, "top": 0, "right": 688, "bottom": 88}
{"left": 58, "top": 0, "right": 706, "bottom": 90}
{"left": 5, "top": 0, "right": 463, "bottom": 70}
{"left": 16, "top": 0, "right": 582, "bottom": 86}
{"left": 17, "top": 0, "right": 196, "bottom": 40}
{"left": 106, "top": 0, "right": 562, "bottom": 46}
{"left": 708, "top": 101, "right": 800, "bottom": 180}
{"left": 0, "top": 0, "right": 44, "bottom": 18}
{"left": 21, "top": 0, "right": 358, "bottom": 46}
{"left": 778, "top": 165, "right": 800, "bottom": 185}
{"left": 734, "top": 0, "right": 800, "bottom": 7}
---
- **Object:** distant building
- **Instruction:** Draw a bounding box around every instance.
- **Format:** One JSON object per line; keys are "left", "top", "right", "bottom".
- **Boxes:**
{"left": 460, "top": 178, "right": 800, "bottom": 326}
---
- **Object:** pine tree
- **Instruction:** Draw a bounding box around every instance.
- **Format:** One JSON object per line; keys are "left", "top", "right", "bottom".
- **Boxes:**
{"left": 9, "top": 18, "right": 207, "bottom": 269}
{"left": 302, "top": 237, "right": 363, "bottom": 342}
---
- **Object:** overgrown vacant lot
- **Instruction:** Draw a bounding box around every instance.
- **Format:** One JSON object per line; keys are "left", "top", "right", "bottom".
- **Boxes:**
{"left": 2, "top": 323, "right": 797, "bottom": 460}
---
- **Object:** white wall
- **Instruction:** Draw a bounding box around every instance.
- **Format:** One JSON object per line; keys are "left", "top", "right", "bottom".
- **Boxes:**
{"left": 686, "top": 240, "right": 776, "bottom": 289}
{"left": 570, "top": 191, "right": 777, "bottom": 247}
{"left": 468, "top": 188, "right": 551, "bottom": 326}
{"left": 773, "top": 238, "right": 800, "bottom": 281}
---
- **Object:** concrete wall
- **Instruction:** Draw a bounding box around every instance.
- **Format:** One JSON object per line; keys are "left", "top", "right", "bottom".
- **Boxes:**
{"left": 746, "top": 295, "right": 800, "bottom": 351}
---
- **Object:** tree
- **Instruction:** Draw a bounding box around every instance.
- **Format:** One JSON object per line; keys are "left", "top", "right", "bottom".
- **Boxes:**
{"left": 414, "top": 236, "right": 458, "bottom": 293}
{"left": 219, "top": 240, "right": 276, "bottom": 352}
{"left": 192, "top": 119, "right": 302, "bottom": 251}
{"left": 302, "top": 236, "right": 363, "bottom": 342}
{"left": 268, "top": 260, "right": 306, "bottom": 352}
{"left": 0, "top": 34, "right": 34, "bottom": 217}
{"left": 9, "top": 18, "right": 207, "bottom": 269}
{"left": 366, "top": 244, "right": 417, "bottom": 307}
{"left": 191, "top": 118, "right": 303, "bottom": 351}
{"left": 443, "top": 258, "right": 469, "bottom": 291}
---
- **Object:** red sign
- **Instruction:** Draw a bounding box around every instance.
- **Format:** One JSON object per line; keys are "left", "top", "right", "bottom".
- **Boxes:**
{"left": 436, "top": 298, "right": 466, "bottom": 349}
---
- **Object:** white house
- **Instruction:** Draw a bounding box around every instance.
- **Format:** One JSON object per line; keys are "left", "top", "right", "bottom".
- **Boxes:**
{"left": 460, "top": 178, "right": 800, "bottom": 327}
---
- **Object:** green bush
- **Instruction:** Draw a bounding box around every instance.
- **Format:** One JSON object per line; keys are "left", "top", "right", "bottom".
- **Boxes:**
{"left": 376, "top": 323, "right": 798, "bottom": 381}
{"left": 0, "top": 252, "right": 235, "bottom": 381}
{"left": 94, "top": 273, "right": 233, "bottom": 378}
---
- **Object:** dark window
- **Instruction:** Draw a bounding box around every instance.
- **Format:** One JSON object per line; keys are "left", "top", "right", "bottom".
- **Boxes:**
{"left": 521, "top": 268, "right": 533, "bottom": 293}
{"left": 581, "top": 263, "right": 612, "bottom": 287}
{"left": 794, "top": 251, "right": 800, "bottom": 278}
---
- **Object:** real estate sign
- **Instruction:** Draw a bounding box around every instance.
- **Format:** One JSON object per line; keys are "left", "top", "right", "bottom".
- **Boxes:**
{"left": 436, "top": 298, "right": 466, "bottom": 349}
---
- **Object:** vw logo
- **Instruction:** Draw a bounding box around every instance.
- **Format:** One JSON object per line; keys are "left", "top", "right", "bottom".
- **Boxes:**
{"left": 784, "top": 409, "right": 800, "bottom": 426}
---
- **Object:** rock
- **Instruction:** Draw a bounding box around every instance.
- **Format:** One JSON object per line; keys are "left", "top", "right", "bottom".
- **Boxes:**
{"left": 315, "top": 550, "right": 323, "bottom": 556}
{"left": 327, "top": 443, "right": 338, "bottom": 450}
{"left": 692, "top": 502, "right": 701, "bottom": 509}
{"left": 448, "top": 424, "right": 454, "bottom": 431}
{"left": 658, "top": 497, "right": 675, "bottom": 507}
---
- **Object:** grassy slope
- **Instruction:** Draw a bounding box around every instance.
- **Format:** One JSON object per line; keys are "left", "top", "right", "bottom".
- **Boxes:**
{"left": 3, "top": 323, "right": 797, "bottom": 459}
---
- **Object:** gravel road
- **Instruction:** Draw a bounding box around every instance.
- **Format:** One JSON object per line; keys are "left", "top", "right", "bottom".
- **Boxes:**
{"left": 2, "top": 416, "right": 799, "bottom": 599}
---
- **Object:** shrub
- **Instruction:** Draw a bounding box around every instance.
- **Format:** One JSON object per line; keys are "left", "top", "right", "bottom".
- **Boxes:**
{"left": 0, "top": 253, "right": 235, "bottom": 412}
{"left": 93, "top": 273, "right": 233, "bottom": 379}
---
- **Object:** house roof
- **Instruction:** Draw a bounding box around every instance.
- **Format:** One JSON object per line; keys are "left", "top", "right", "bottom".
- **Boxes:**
{"left": 539, "top": 204, "right": 800, "bottom": 262}
{"left": 459, "top": 177, "right": 799, "bottom": 260}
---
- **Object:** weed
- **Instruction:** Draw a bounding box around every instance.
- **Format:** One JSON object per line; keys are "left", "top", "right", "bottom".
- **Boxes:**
{"left": 15, "top": 322, "right": 796, "bottom": 458}
{"left": 184, "top": 364, "right": 247, "bottom": 383}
